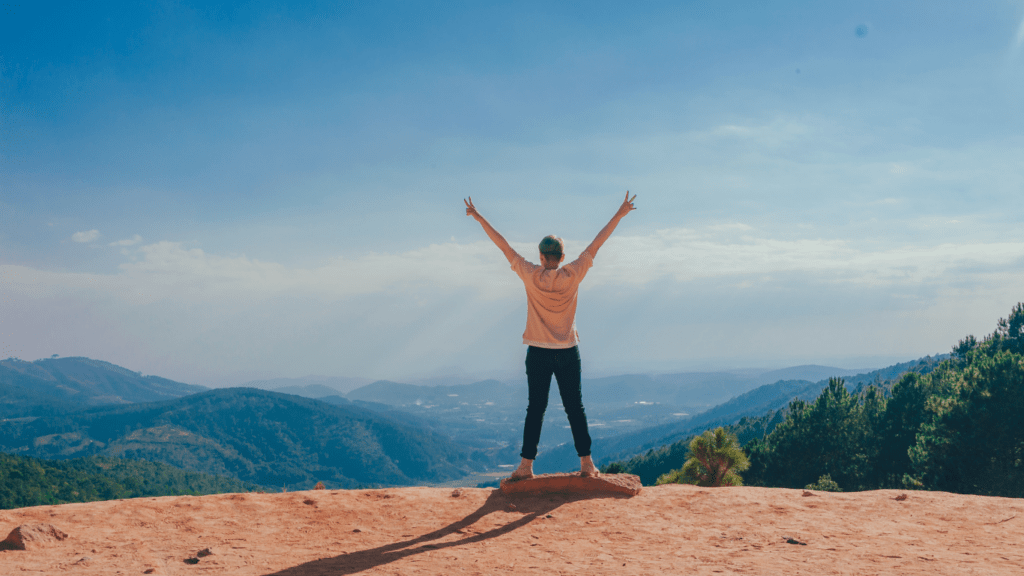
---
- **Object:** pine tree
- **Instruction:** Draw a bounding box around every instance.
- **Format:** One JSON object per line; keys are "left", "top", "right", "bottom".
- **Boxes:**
{"left": 750, "top": 378, "right": 871, "bottom": 490}
{"left": 910, "top": 348, "right": 1024, "bottom": 496}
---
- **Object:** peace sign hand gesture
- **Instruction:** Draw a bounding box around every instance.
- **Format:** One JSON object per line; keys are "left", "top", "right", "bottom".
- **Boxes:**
{"left": 615, "top": 191, "right": 638, "bottom": 219}
{"left": 464, "top": 196, "right": 483, "bottom": 222}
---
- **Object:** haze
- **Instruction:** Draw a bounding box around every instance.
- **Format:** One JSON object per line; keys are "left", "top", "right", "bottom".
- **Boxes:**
{"left": 2, "top": 1, "right": 1022, "bottom": 385}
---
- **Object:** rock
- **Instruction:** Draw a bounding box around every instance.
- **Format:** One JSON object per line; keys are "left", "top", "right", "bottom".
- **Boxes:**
{"left": 451, "top": 488, "right": 463, "bottom": 497}
{"left": 0, "top": 524, "right": 69, "bottom": 551}
{"left": 500, "top": 473, "right": 642, "bottom": 497}
{"left": 183, "top": 557, "right": 200, "bottom": 565}
{"left": 197, "top": 547, "right": 214, "bottom": 557}
{"left": 895, "top": 493, "right": 908, "bottom": 501}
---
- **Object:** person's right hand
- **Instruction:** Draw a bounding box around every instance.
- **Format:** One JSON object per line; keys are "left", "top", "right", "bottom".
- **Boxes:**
{"left": 616, "top": 191, "right": 637, "bottom": 218}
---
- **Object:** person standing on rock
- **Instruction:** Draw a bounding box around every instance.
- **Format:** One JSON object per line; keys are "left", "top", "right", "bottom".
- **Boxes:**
{"left": 464, "top": 192, "right": 637, "bottom": 480}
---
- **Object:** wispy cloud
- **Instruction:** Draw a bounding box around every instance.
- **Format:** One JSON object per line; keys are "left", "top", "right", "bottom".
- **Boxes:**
{"left": 11, "top": 225, "right": 1024, "bottom": 305}
{"left": 4, "top": 225, "right": 1022, "bottom": 382}
{"left": 109, "top": 235, "right": 143, "bottom": 247}
{"left": 71, "top": 230, "right": 100, "bottom": 243}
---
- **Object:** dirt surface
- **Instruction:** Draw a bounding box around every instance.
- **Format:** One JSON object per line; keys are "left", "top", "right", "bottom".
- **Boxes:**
{"left": 500, "top": 472, "right": 642, "bottom": 496}
{"left": 1, "top": 485, "right": 1021, "bottom": 575}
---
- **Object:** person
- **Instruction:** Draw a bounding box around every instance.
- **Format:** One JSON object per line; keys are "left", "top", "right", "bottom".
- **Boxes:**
{"left": 464, "top": 192, "right": 637, "bottom": 480}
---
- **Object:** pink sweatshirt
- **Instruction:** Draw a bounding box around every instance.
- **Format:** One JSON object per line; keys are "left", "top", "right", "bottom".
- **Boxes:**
{"left": 509, "top": 250, "right": 595, "bottom": 348}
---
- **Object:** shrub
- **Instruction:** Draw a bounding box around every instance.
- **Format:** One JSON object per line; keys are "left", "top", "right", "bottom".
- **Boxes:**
{"left": 655, "top": 427, "right": 750, "bottom": 487}
{"left": 805, "top": 474, "right": 842, "bottom": 492}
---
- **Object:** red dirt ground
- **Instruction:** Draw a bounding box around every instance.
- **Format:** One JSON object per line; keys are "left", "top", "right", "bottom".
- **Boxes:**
{"left": 1, "top": 484, "right": 1021, "bottom": 575}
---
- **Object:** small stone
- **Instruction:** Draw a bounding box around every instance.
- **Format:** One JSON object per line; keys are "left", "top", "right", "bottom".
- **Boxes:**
{"left": 184, "top": 557, "right": 200, "bottom": 565}
{"left": 144, "top": 569, "right": 156, "bottom": 574}
{"left": 500, "top": 472, "right": 641, "bottom": 496}
{"left": 802, "top": 490, "right": 814, "bottom": 497}
{"left": 895, "top": 493, "right": 908, "bottom": 501}
{"left": 506, "top": 503, "right": 517, "bottom": 512}
{"left": 196, "top": 548, "right": 214, "bottom": 557}
{"left": 352, "top": 528, "right": 362, "bottom": 533}
{"left": 786, "top": 538, "right": 807, "bottom": 545}
{"left": 451, "top": 488, "right": 463, "bottom": 497}
{"left": 0, "top": 524, "right": 69, "bottom": 551}
{"left": 303, "top": 499, "right": 316, "bottom": 506}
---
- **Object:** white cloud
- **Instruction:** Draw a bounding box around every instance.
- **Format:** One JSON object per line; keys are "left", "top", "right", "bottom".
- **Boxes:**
{"left": 4, "top": 226, "right": 1023, "bottom": 383}
{"left": 109, "top": 235, "right": 143, "bottom": 247}
{"left": 11, "top": 225, "right": 1024, "bottom": 306}
{"left": 71, "top": 230, "right": 100, "bottom": 243}
{"left": 586, "top": 226, "right": 1024, "bottom": 290}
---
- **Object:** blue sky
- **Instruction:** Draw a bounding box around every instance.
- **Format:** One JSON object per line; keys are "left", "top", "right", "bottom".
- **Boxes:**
{"left": 2, "top": 1, "right": 1023, "bottom": 385}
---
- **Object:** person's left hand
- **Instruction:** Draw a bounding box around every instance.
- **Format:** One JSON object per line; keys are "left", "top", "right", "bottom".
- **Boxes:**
{"left": 465, "top": 197, "right": 482, "bottom": 220}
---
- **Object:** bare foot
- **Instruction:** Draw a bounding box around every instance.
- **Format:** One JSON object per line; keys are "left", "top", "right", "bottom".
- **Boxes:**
{"left": 508, "top": 458, "right": 534, "bottom": 481}
{"left": 580, "top": 455, "right": 600, "bottom": 478}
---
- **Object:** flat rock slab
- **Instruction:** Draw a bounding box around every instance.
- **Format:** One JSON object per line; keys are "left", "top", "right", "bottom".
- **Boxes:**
{"left": 1, "top": 524, "right": 69, "bottom": 551}
{"left": 500, "top": 473, "right": 642, "bottom": 496}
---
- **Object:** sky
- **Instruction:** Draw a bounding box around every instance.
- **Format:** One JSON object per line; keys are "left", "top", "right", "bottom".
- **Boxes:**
{"left": 2, "top": 1, "right": 1023, "bottom": 386}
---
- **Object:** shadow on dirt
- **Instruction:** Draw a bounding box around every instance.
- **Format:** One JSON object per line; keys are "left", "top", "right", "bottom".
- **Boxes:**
{"left": 267, "top": 488, "right": 631, "bottom": 576}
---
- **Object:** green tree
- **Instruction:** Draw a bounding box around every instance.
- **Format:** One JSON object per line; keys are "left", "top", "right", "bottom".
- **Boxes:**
{"left": 868, "top": 372, "right": 933, "bottom": 488}
{"left": 909, "top": 348, "right": 1024, "bottom": 497}
{"left": 749, "top": 378, "right": 871, "bottom": 490}
{"left": 656, "top": 427, "right": 750, "bottom": 487}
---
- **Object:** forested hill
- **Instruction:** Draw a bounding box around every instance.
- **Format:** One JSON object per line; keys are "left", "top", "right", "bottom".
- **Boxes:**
{"left": 0, "top": 388, "right": 481, "bottom": 489}
{"left": 536, "top": 355, "right": 946, "bottom": 473}
{"left": 0, "top": 452, "right": 257, "bottom": 510}
{"left": 0, "top": 357, "right": 206, "bottom": 415}
{"left": 602, "top": 304, "right": 1024, "bottom": 497}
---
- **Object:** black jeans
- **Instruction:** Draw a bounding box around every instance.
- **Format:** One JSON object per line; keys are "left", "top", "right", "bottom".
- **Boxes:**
{"left": 520, "top": 345, "right": 593, "bottom": 460}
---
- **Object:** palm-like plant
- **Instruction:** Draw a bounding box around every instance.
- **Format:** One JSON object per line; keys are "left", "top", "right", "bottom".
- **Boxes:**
{"left": 656, "top": 427, "right": 750, "bottom": 487}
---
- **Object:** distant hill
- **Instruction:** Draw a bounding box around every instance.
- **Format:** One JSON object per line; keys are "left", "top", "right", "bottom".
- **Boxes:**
{"left": 751, "top": 365, "right": 869, "bottom": 385}
{"left": 337, "top": 366, "right": 886, "bottom": 468}
{"left": 0, "top": 452, "right": 258, "bottom": 510}
{"left": 240, "top": 375, "right": 372, "bottom": 396}
{"left": 347, "top": 379, "right": 519, "bottom": 407}
{"left": 0, "top": 388, "right": 480, "bottom": 489}
{"left": 0, "top": 357, "right": 206, "bottom": 415}
{"left": 269, "top": 384, "right": 351, "bottom": 398}
{"left": 535, "top": 355, "right": 946, "bottom": 473}
{"left": 343, "top": 366, "right": 871, "bottom": 415}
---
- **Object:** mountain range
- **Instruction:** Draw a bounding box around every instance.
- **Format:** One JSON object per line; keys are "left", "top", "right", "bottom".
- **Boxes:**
{"left": 0, "top": 386, "right": 480, "bottom": 489}
{"left": 0, "top": 357, "right": 206, "bottom": 415}
{"left": 1, "top": 355, "right": 939, "bottom": 488}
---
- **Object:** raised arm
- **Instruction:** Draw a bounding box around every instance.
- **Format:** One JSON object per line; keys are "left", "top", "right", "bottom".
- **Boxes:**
{"left": 584, "top": 192, "right": 637, "bottom": 258}
{"left": 465, "top": 197, "right": 519, "bottom": 263}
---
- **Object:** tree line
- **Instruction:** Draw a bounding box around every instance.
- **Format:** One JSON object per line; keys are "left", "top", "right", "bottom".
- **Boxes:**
{"left": 0, "top": 453, "right": 258, "bottom": 510}
{"left": 610, "top": 303, "right": 1024, "bottom": 498}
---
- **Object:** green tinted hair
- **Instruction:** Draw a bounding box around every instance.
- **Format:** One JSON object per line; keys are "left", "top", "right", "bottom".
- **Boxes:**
{"left": 538, "top": 235, "right": 563, "bottom": 256}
